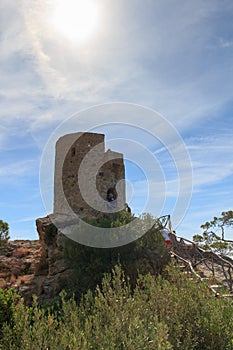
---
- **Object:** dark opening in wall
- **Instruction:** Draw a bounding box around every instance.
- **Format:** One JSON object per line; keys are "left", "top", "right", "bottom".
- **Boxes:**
{"left": 71, "top": 147, "right": 76, "bottom": 156}
{"left": 107, "top": 187, "right": 117, "bottom": 201}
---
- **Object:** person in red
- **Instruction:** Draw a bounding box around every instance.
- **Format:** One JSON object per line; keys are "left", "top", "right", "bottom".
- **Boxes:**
{"left": 160, "top": 228, "right": 171, "bottom": 248}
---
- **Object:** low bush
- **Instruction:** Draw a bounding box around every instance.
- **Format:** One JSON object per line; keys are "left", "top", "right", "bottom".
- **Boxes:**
{"left": 62, "top": 212, "right": 168, "bottom": 298}
{"left": 0, "top": 220, "right": 9, "bottom": 247}
{"left": 0, "top": 264, "right": 233, "bottom": 349}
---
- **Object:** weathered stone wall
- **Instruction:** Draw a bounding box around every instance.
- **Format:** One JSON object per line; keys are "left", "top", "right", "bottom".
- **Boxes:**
{"left": 54, "top": 132, "right": 125, "bottom": 218}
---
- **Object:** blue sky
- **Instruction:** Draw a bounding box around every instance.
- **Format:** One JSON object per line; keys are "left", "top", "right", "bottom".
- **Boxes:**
{"left": 0, "top": 0, "right": 233, "bottom": 241}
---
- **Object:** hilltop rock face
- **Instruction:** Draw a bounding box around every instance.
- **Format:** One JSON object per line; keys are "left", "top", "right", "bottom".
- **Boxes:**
{"left": 0, "top": 216, "right": 170, "bottom": 304}
{"left": 0, "top": 217, "right": 74, "bottom": 304}
{"left": 0, "top": 240, "right": 42, "bottom": 290}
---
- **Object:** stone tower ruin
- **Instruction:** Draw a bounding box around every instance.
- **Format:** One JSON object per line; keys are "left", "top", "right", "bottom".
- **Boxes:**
{"left": 54, "top": 132, "right": 126, "bottom": 218}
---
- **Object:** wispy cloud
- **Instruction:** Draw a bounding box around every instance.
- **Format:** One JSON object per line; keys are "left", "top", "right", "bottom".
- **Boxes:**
{"left": 0, "top": 0, "right": 232, "bottom": 137}
{"left": 13, "top": 216, "right": 36, "bottom": 223}
{"left": 0, "top": 160, "right": 36, "bottom": 178}
{"left": 0, "top": 0, "right": 233, "bottom": 239}
{"left": 219, "top": 38, "right": 233, "bottom": 48}
{"left": 187, "top": 134, "right": 233, "bottom": 186}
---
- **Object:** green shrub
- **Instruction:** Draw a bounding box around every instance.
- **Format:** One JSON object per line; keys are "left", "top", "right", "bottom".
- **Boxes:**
{"left": 0, "top": 289, "right": 19, "bottom": 335}
{"left": 136, "top": 264, "right": 233, "bottom": 350}
{"left": 0, "top": 220, "right": 9, "bottom": 247}
{"left": 63, "top": 212, "right": 168, "bottom": 298}
{"left": 0, "top": 265, "right": 233, "bottom": 349}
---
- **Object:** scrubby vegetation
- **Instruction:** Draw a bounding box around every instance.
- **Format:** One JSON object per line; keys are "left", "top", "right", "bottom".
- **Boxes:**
{"left": 63, "top": 212, "right": 168, "bottom": 298}
{"left": 1, "top": 212, "right": 232, "bottom": 349}
{"left": 0, "top": 220, "right": 9, "bottom": 247}
{"left": 0, "top": 264, "right": 233, "bottom": 350}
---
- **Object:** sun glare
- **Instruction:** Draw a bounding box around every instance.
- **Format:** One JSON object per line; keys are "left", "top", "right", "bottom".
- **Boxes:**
{"left": 51, "top": 0, "right": 98, "bottom": 44}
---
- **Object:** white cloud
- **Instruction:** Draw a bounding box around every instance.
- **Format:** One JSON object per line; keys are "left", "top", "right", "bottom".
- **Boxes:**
{"left": 0, "top": 0, "right": 232, "bottom": 135}
{"left": 0, "top": 160, "right": 36, "bottom": 178}
{"left": 13, "top": 216, "right": 36, "bottom": 223}
{"left": 186, "top": 134, "right": 233, "bottom": 190}
{"left": 0, "top": 0, "right": 233, "bottom": 240}
{"left": 219, "top": 38, "right": 233, "bottom": 48}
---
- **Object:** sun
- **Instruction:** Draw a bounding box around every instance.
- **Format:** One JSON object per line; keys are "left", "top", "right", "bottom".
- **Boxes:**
{"left": 51, "top": 0, "right": 98, "bottom": 44}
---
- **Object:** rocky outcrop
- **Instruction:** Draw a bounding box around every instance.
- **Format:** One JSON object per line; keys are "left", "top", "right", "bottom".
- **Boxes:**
{"left": 2, "top": 216, "right": 232, "bottom": 304}
{"left": 0, "top": 217, "right": 74, "bottom": 304}
{"left": 0, "top": 216, "right": 170, "bottom": 304}
{"left": 34, "top": 216, "right": 75, "bottom": 304}
{"left": 0, "top": 240, "right": 43, "bottom": 303}
{"left": 0, "top": 240, "right": 42, "bottom": 289}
